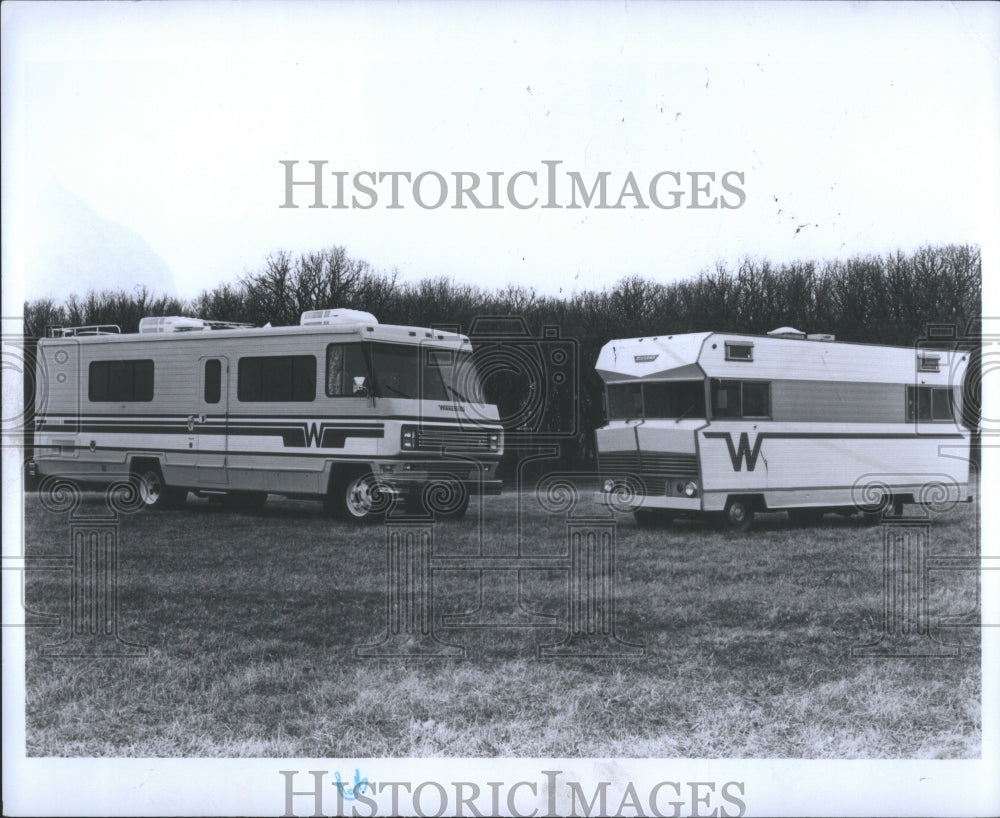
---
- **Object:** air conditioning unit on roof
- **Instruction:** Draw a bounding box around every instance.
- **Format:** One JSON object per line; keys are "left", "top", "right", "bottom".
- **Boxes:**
{"left": 300, "top": 308, "right": 378, "bottom": 326}
{"left": 767, "top": 326, "right": 807, "bottom": 339}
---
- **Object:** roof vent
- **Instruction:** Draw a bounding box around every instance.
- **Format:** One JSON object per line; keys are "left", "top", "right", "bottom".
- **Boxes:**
{"left": 300, "top": 308, "right": 379, "bottom": 327}
{"left": 767, "top": 326, "right": 806, "bottom": 339}
{"left": 806, "top": 333, "right": 836, "bottom": 342}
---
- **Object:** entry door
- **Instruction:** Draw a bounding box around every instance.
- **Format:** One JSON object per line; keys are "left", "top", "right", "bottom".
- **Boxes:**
{"left": 195, "top": 356, "right": 229, "bottom": 485}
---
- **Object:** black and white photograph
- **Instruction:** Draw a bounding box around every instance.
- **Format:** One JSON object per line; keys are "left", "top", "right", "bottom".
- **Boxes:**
{"left": 2, "top": 1, "right": 998, "bottom": 815}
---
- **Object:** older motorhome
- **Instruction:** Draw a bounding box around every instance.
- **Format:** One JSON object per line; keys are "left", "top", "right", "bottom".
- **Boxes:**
{"left": 594, "top": 327, "right": 972, "bottom": 530}
{"left": 30, "top": 309, "right": 503, "bottom": 520}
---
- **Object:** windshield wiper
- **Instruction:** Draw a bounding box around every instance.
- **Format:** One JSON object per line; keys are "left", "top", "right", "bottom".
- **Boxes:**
{"left": 380, "top": 382, "right": 413, "bottom": 399}
{"left": 444, "top": 382, "right": 470, "bottom": 403}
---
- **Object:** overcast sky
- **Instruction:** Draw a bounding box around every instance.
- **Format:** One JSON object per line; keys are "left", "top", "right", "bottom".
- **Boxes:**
{"left": 2, "top": 1, "right": 998, "bottom": 309}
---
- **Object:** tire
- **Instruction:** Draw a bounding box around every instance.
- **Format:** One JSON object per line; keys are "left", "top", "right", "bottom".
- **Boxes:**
{"left": 634, "top": 509, "right": 675, "bottom": 528}
{"left": 717, "top": 497, "right": 754, "bottom": 532}
{"left": 788, "top": 508, "right": 825, "bottom": 525}
{"left": 330, "top": 473, "right": 391, "bottom": 522}
{"left": 134, "top": 465, "right": 186, "bottom": 510}
{"left": 221, "top": 491, "right": 268, "bottom": 512}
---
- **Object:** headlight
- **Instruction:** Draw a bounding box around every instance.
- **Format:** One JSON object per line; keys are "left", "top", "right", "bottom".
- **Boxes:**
{"left": 401, "top": 426, "right": 416, "bottom": 449}
{"left": 488, "top": 431, "right": 501, "bottom": 452}
{"left": 684, "top": 480, "right": 698, "bottom": 498}
{"left": 603, "top": 479, "right": 615, "bottom": 493}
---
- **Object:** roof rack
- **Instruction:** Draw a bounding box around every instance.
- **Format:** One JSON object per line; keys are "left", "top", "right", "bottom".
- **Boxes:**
{"left": 47, "top": 324, "right": 121, "bottom": 338}
{"left": 137, "top": 316, "right": 256, "bottom": 334}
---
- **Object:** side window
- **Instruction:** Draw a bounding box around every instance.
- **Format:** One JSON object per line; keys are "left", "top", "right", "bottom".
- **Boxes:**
{"left": 238, "top": 355, "right": 316, "bottom": 402}
{"left": 712, "top": 381, "right": 742, "bottom": 418}
{"left": 741, "top": 382, "right": 771, "bottom": 417}
{"left": 907, "top": 385, "right": 953, "bottom": 422}
{"left": 326, "top": 344, "right": 368, "bottom": 397}
{"left": 712, "top": 380, "right": 770, "bottom": 418}
{"left": 725, "top": 342, "right": 754, "bottom": 362}
{"left": 89, "top": 359, "right": 154, "bottom": 402}
{"left": 204, "top": 359, "right": 221, "bottom": 404}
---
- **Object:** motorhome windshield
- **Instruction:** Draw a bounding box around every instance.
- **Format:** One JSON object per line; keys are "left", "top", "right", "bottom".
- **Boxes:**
{"left": 368, "top": 342, "right": 486, "bottom": 402}
{"left": 606, "top": 380, "right": 706, "bottom": 420}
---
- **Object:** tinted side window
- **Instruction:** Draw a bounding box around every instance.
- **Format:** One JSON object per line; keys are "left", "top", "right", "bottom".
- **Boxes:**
{"left": 89, "top": 360, "right": 154, "bottom": 402}
{"left": 238, "top": 355, "right": 316, "bottom": 402}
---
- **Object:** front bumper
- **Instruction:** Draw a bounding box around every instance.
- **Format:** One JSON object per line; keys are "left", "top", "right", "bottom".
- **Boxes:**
{"left": 373, "top": 460, "right": 503, "bottom": 496}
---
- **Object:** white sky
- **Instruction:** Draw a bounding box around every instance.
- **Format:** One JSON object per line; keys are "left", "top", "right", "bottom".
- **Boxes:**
{"left": 2, "top": 1, "right": 999, "bottom": 308}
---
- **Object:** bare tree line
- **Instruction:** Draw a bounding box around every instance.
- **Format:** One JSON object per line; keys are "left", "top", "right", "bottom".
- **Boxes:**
{"left": 22, "top": 243, "right": 982, "bottom": 467}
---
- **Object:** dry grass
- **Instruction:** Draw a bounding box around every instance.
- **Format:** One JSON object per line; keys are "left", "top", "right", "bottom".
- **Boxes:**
{"left": 22, "top": 487, "right": 981, "bottom": 757}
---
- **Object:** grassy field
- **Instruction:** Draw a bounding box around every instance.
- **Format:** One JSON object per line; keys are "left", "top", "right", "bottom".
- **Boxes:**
{"left": 21, "top": 486, "right": 981, "bottom": 758}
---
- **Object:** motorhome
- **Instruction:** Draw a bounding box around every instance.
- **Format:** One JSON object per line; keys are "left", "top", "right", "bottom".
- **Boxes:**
{"left": 30, "top": 309, "right": 503, "bottom": 520}
{"left": 594, "top": 327, "right": 972, "bottom": 530}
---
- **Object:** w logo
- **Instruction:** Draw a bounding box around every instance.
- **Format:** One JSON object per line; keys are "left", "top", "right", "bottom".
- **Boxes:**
{"left": 303, "top": 422, "right": 323, "bottom": 447}
{"left": 705, "top": 431, "right": 765, "bottom": 471}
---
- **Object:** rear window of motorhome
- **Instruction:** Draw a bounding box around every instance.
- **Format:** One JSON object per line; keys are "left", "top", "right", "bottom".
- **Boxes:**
{"left": 89, "top": 359, "right": 154, "bottom": 402}
{"left": 906, "top": 385, "right": 953, "bottom": 422}
{"left": 712, "top": 380, "right": 771, "bottom": 418}
{"left": 238, "top": 355, "right": 316, "bottom": 402}
{"left": 606, "top": 381, "right": 706, "bottom": 420}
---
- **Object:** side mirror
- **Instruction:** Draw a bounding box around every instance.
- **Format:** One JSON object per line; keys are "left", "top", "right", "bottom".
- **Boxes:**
{"left": 353, "top": 376, "right": 369, "bottom": 397}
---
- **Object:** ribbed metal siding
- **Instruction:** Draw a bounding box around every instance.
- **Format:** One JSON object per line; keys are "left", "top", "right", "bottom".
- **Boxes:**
{"left": 598, "top": 450, "right": 698, "bottom": 495}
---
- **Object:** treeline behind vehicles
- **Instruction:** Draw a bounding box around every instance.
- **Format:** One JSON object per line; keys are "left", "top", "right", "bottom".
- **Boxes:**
{"left": 30, "top": 309, "right": 503, "bottom": 520}
{"left": 594, "top": 327, "right": 973, "bottom": 531}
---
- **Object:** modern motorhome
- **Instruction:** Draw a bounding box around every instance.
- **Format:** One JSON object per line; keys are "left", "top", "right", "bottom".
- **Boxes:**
{"left": 30, "top": 309, "right": 503, "bottom": 520}
{"left": 594, "top": 327, "right": 972, "bottom": 530}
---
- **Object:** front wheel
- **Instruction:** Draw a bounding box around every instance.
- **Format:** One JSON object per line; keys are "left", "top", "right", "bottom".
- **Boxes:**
{"left": 717, "top": 498, "right": 754, "bottom": 532}
{"left": 330, "top": 473, "right": 392, "bottom": 522}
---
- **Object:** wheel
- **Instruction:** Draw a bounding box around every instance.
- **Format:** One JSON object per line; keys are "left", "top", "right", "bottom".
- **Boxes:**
{"left": 717, "top": 498, "right": 754, "bottom": 532}
{"left": 329, "top": 473, "right": 391, "bottom": 522}
{"left": 634, "top": 509, "right": 675, "bottom": 528}
{"left": 221, "top": 491, "right": 268, "bottom": 512}
{"left": 134, "top": 466, "right": 186, "bottom": 510}
{"left": 788, "top": 508, "right": 825, "bottom": 525}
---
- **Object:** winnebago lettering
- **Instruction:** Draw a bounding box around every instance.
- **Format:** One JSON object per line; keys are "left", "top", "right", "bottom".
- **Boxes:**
{"left": 594, "top": 327, "right": 972, "bottom": 531}
{"left": 30, "top": 309, "right": 503, "bottom": 520}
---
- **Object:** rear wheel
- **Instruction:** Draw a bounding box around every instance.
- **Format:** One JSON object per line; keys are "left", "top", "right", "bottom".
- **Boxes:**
{"left": 134, "top": 465, "right": 186, "bottom": 510}
{"left": 634, "top": 509, "right": 675, "bottom": 528}
{"left": 717, "top": 497, "right": 754, "bottom": 532}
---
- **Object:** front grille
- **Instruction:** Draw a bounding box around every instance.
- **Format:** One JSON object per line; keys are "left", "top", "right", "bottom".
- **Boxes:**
{"left": 598, "top": 450, "right": 698, "bottom": 496}
{"left": 416, "top": 426, "right": 494, "bottom": 452}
